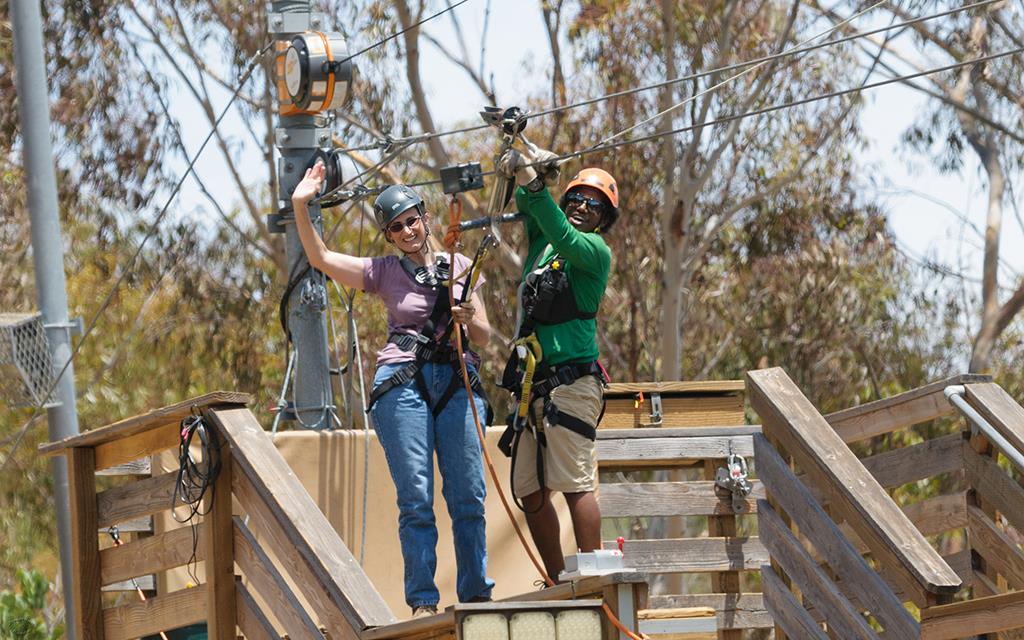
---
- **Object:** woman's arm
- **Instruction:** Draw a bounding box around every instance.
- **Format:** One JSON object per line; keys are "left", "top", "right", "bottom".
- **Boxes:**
{"left": 292, "top": 163, "right": 366, "bottom": 290}
{"left": 451, "top": 290, "right": 491, "bottom": 347}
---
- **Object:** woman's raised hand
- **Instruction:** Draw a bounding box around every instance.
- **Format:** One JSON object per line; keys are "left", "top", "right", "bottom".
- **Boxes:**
{"left": 292, "top": 161, "right": 326, "bottom": 205}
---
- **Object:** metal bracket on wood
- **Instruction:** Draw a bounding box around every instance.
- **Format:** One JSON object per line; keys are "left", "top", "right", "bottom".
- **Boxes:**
{"left": 649, "top": 392, "right": 663, "bottom": 426}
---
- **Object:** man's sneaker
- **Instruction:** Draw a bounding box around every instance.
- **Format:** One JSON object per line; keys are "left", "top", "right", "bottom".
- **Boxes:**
{"left": 467, "top": 595, "right": 492, "bottom": 603}
{"left": 411, "top": 605, "right": 438, "bottom": 619}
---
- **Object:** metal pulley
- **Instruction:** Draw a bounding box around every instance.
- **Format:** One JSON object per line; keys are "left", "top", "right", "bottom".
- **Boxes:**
{"left": 280, "top": 31, "right": 353, "bottom": 114}
{"left": 480, "top": 105, "right": 529, "bottom": 137}
{"left": 715, "top": 453, "right": 753, "bottom": 513}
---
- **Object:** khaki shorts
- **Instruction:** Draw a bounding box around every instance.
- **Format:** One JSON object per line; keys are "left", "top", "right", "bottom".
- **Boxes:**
{"left": 512, "top": 374, "right": 604, "bottom": 495}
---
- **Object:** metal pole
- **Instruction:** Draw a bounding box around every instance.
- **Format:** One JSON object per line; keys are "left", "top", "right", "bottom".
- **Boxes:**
{"left": 945, "top": 385, "right": 1024, "bottom": 473}
{"left": 270, "top": 2, "right": 336, "bottom": 429}
{"left": 10, "top": 1, "right": 81, "bottom": 636}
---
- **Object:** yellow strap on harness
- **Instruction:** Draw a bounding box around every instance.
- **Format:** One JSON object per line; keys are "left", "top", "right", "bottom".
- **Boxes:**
{"left": 514, "top": 334, "right": 543, "bottom": 421}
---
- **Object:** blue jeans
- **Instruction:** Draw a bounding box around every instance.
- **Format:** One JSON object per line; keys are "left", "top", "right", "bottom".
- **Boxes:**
{"left": 371, "top": 361, "right": 494, "bottom": 608}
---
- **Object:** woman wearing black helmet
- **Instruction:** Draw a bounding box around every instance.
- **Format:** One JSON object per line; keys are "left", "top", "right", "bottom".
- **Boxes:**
{"left": 292, "top": 162, "right": 494, "bottom": 617}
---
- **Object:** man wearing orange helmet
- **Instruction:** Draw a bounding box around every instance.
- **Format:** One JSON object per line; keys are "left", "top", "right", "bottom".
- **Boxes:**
{"left": 497, "top": 148, "right": 618, "bottom": 582}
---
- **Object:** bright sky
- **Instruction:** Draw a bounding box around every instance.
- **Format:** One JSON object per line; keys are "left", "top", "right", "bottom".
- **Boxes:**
{"left": 167, "top": 1, "right": 1023, "bottom": 296}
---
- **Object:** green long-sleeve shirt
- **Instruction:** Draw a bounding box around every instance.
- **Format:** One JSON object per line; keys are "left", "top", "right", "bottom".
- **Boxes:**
{"left": 515, "top": 185, "right": 611, "bottom": 366}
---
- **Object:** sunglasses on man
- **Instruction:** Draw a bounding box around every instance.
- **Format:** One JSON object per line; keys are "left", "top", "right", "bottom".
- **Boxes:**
{"left": 564, "top": 191, "right": 607, "bottom": 212}
{"left": 385, "top": 214, "right": 423, "bottom": 235}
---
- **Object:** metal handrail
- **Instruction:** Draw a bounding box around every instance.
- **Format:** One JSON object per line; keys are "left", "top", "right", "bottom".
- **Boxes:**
{"left": 945, "top": 385, "right": 1024, "bottom": 473}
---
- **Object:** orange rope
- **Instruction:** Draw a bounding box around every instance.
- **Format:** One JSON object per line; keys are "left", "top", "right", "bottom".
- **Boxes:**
{"left": 446, "top": 195, "right": 553, "bottom": 587}
{"left": 445, "top": 194, "right": 648, "bottom": 640}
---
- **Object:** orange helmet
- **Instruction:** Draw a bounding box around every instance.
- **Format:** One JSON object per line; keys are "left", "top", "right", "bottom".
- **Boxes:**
{"left": 563, "top": 168, "right": 619, "bottom": 209}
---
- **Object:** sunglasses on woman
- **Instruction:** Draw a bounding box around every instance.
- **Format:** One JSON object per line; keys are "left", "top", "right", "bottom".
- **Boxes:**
{"left": 385, "top": 214, "right": 423, "bottom": 235}
{"left": 564, "top": 191, "right": 607, "bottom": 212}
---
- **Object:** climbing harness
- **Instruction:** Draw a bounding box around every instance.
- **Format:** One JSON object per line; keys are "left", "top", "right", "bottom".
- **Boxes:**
{"left": 715, "top": 452, "right": 754, "bottom": 514}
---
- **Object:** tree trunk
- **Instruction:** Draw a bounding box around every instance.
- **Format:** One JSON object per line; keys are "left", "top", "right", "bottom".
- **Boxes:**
{"left": 969, "top": 144, "right": 1006, "bottom": 372}
{"left": 394, "top": 0, "right": 449, "bottom": 168}
{"left": 657, "top": 0, "right": 683, "bottom": 383}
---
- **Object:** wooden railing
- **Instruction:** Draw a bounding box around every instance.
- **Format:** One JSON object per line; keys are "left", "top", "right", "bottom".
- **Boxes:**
{"left": 44, "top": 393, "right": 655, "bottom": 640}
{"left": 596, "top": 380, "right": 772, "bottom": 639}
{"left": 750, "top": 367, "right": 1024, "bottom": 639}
{"left": 42, "top": 392, "right": 396, "bottom": 640}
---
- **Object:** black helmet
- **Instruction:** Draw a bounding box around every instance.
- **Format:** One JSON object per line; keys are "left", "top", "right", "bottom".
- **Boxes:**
{"left": 373, "top": 185, "right": 425, "bottom": 230}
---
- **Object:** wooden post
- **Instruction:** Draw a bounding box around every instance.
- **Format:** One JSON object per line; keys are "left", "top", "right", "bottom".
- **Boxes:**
{"left": 764, "top": 432, "right": 791, "bottom": 640}
{"left": 67, "top": 447, "right": 104, "bottom": 640}
{"left": 704, "top": 459, "right": 742, "bottom": 640}
{"left": 203, "top": 440, "right": 236, "bottom": 640}
{"left": 966, "top": 428, "right": 1000, "bottom": 638}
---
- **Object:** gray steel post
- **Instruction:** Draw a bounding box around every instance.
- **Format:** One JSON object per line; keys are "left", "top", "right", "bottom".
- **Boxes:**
{"left": 10, "top": 0, "right": 81, "bottom": 636}
{"left": 272, "top": 2, "right": 336, "bottom": 429}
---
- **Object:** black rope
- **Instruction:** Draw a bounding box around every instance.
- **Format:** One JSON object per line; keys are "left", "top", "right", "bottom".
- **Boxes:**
{"left": 172, "top": 410, "right": 222, "bottom": 584}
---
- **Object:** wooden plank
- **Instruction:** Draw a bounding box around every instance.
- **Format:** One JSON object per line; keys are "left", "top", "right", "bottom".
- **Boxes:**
{"left": 860, "top": 433, "right": 964, "bottom": 489}
{"left": 40, "top": 391, "right": 251, "bottom": 455}
{"left": 100, "top": 516, "right": 152, "bottom": 534}
{"left": 597, "top": 426, "right": 761, "bottom": 439}
{"left": 610, "top": 537, "right": 768, "bottom": 573}
{"left": 214, "top": 405, "right": 394, "bottom": 629}
{"left": 66, "top": 447, "right": 103, "bottom": 640}
{"left": 596, "top": 435, "right": 753, "bottom": 468}
{"left": 965, "top": 382, "right": 1024, "bottom": 455}
{"left": 703, "top": 460, "right": 742, "bottom": 640}
{"left": 964, "top": 444, "right": 1024, "bottom": 535}
{"left": 967, "top": 504, "right": 1024, "bottom": 590}
{"left": 234, "top": 517, "right": 322, "bottom": 640}
{"left": 758, "top": 502, "right": 879, "bottom": 640}
{"left": 103, "top": 584, "right": 207, "bottom": 640}
{"left": 753, "top": 434, "right": 920, "bottom": 638}
{"left": 94, "top": 424, "right": 178, "bottom": 472}
{"left": 497, "top": 572, "right": 647, "bottom": 603}
{"left": 100, "top": 525, "right": 204, "bottom": 586}
{"left": 825, "top": 374, "right": 989, "bottom": 443}
{"left": 599, "top": 480, "right": 764, "bottom": 517}
{"left": 235, "top": 579, "right": 279, "bottom": 640}
{"left": 601, "top": 395, "right": 744, "bottom": 429}
{"left": 605, "top": 381, "right": 745, "bottom": 394}
{"left": 760, "top": 565, "right": 828, "bottom": 640}
{"left": 646, "top": 594, "right": 772, "bottom": 630}
{"left": 102, "top": 576, "right": 155, "bottom": 592}
{"left": 96, "top": 471, "right": 177, "bottom": 529}
{"left": 233, "top": 465, "right": 359, "bottom": 638}
{"left": 902, "top": 492, "right": 967, "bottom": 538}
{"left": 204, "top": 444, "right": 235, "bottom": 640}
{"left": 920, "top": 590, "right": 1024, "bottom": 640}
{"left": 95, "top": 458, "right": 151, "bottom": 476}
{"left": 361, "top": 612, "right": 455, "bottom": 640}
{"left": 747, "top": 369, "right": 962, "bottom": 604}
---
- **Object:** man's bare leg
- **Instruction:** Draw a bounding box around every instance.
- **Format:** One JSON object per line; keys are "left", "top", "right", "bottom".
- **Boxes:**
{"left": 523, "top": 488, "right": 565, "bottom": 582}
{"left": 565, "top": 490, "right": 602, "bottom": 552}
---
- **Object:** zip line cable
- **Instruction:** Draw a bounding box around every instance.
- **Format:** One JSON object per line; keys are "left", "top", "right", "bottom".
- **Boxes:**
{"left": 0, "top": 42, "right": 274, "bottom": 474}
{"left": 594, "top": 0, "right": 891, "bottom": 148}
{"left": 530, "top": 0, "right": 1003, "bottom": 122}
{"left": 344, "top": 0, "right": 1002, "bottom": 153}
{"left": 363, "top": 45, "right": 1023, "bottom": 197}
{"left": 334, "top": 0, "right": 473, "bottom": 68}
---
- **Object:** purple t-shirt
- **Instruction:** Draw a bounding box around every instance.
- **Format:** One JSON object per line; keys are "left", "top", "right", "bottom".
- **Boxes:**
{"left": 362, "top": 253, "right": 485, "bottom": 366}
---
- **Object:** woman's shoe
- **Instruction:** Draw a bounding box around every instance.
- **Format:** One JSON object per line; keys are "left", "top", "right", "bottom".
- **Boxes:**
{"left": 411, "top": 605, "right": 439, "bottom": 619}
